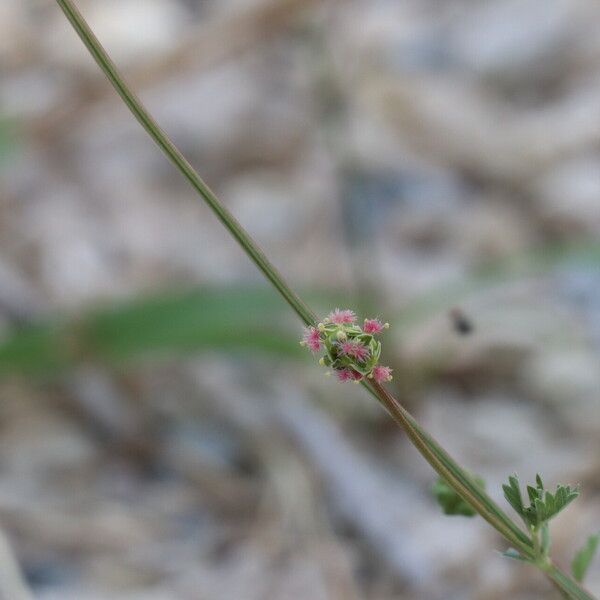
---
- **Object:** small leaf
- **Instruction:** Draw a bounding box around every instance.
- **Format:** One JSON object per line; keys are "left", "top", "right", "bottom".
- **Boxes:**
{"left": 432, "top": 475, "right": 484, "bottom": 517}
{"left": 533, "top": 498, "right": 545, "bottom": 526}
{"left": 543, "top": 492, "right": 555, "bottom": 521}
{"left": 571, "top": 534, "right": 599, "bottom": 583}
{"left": 541, "top": 484, "right": 580, "bottom": 522}
{"left": 523, "top": 507, "right": 538, "bottom": 528}
{"left": 527, "top": 485, "right": 541, "bottom": 505}
{"left": 513, "top": 477, "right": 580, "bottom": 527}
{"left": 503, "top": 475, "right": 524, "bottom": 517}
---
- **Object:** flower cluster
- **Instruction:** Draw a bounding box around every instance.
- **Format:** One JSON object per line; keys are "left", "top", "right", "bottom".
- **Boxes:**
{"left": 300, "top": 309, "right": 393, "bottom": 383}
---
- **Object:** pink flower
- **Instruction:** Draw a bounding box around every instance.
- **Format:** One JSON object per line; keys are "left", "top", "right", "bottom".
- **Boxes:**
{"left": 336, "top": 368, "right": 353, "bottom": 382}
{"left": 336, "top": 368, "right": 363, "bottom": 382}
{"left": 363, "top": 318, "right": 384, "bottom": 334}
{"left": 371, "top": 365, "right": 393, "bottom": 383}
{"left": 327, "top": 308, "right": 356, "bottom": 324}
{"left": 339, "top": 340, "right": 369, "bottom": 362}
{"left": 302, "top": 326, "right": 322, "bottom": 352}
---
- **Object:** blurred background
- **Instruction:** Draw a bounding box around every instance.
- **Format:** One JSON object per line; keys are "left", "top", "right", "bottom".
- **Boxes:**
{"left": 1, "top": 0, "right": 600, "bottom": 598}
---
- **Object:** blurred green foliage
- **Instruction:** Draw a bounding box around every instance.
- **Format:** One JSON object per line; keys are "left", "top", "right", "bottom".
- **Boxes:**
{"left": 0, "top": 117, "right": 19, "bottom": 166}
{"left": 0, "top": 239, "right": 599, "bottom": 379}
{"left": 0, "top": 286, "right": 340, "bottom": 377}
{"left": 433, "top": 474, "right": 485, "bottom": 517}
{"left": 396, "top": 239, "right": 600, "bottom": 333}
{"left": 572, "top": 534, "right": 599, "bottom": 583}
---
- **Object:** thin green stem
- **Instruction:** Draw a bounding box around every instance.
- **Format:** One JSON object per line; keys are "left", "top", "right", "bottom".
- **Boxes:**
{"left": 55, "top": 0, "right": 316, "bottom": 329}
{"left": 53, "top": 2, "right": 596, "bottom": 598}
{"left": 370, "top": 381, "right": 534, "bottom": 558}
{"left": 546, "top": 564, "right": 596, "bottom": 600}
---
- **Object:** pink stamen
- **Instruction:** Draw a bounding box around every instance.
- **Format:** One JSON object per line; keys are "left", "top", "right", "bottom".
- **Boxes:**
{"left": 363, "top": 318, "right": 384, "bottom": 334}
{"left": 302, "top": 326, "right": 322, "bottom": 352}
{"left": 328, "top": 308, "right": 356, "bottom": 324}
{"left": 336, "top": 368, "right": 363, "bottom": 382}
{"left": 339, "top": 340, "right": 369, "bottom": 362}
{"left": 371, "top": 365, "right": 393, "bottom": 383}
{"left": 336, "top": 368, "right": 353, "bottom": 382}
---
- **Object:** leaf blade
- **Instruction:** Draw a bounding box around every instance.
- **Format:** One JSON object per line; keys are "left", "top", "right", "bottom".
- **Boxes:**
{"left": 572, "top": 534, "right": 599, "bottom": 583}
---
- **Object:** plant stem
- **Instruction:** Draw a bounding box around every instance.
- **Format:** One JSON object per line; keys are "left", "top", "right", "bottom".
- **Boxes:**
{"left": 533, "top": 525, "right": 542, "bottom": 558}
{"left": 546, "top": 564, "right": 596, "bottom": 600}
{"left": 370, "top": 381, "right": 533, "bottom": 557}
{"left": 55, "top": 0, "right": 316, "bottom": 329}
{"left": 53, "top": 2, "right": 596, "bottom": 598}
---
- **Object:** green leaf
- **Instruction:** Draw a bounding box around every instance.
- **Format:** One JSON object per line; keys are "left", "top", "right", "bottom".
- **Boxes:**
{"left": 0, "top": 286, "right": 339, "bottom": 377}
{"left": 540, "top": 485, "right": 579, "bottom": 522}
{"left": 527, "top": 485, "right": 541, "bottom": 505}
{"left": 504, "top": 476, "right": 579, "bottom": 529}
{"left": 571, "top": 534, "right": 599, "bottom": 583}
{"left": 502, "top": 475, "right": 524, "bottom": 517}
{"left": 433, "top": 475, "right": 485, "bottom": 517}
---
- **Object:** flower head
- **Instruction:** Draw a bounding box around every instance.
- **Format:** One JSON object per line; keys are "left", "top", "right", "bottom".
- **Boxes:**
{"left": 339, "top": 340, "right": 369, "bottom": 362}
{"left": 300, "top": 309, "right": 392, "bottom": 384}
{"left": 301, "top": 326, "right": 322, "bottom": 352}
{"left": 327, "top": 308, "right": 356, "bottom": 325}
{"left": 363, "top": 318, "right": 386, "bottom": 334}
{"left": 371, "top": 365, "right": 393, "bottom": 383}
{"left": 336, "top": 368, "right": 363, "bottom": 382}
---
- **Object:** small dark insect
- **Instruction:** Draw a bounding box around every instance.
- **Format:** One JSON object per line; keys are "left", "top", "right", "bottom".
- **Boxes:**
{"left": 449, "top": 307, "right": 474, "bottom": 335}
